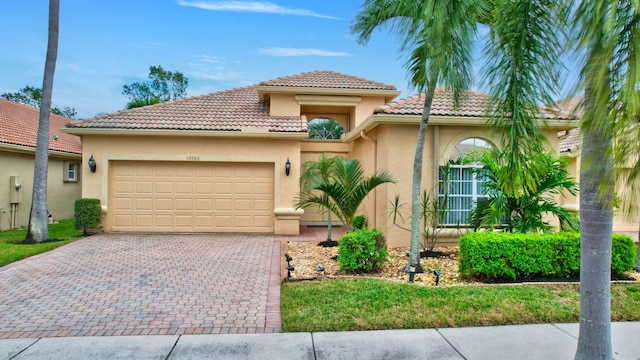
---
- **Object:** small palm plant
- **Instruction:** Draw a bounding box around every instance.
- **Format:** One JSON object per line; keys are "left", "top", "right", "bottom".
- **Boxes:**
{"left": 296, "top": 156, "right": 395, "bottom": 244}
{"left": 465, "top": 149, "right": 579, "bottom": 233}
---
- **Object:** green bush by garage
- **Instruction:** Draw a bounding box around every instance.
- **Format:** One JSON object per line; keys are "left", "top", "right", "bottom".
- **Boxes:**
{"left": 459, "top": 232, "right": 637, "bottom": 280}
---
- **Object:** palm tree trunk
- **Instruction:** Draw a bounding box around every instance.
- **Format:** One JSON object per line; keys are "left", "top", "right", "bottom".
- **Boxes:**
{"left": 25, "top": 0, "right": 59, "bottom": 244}
{"left": 575, "top": 85, "right": 614, "bottom": 360}
{"left": 408, "top": 78, "right": 438, "bottom": 273}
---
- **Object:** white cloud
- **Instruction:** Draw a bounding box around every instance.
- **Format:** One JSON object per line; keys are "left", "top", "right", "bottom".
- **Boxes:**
{"left": 194, "top": 54, "right": 226, "bottom": 64}
{"left": 176, "top": 1, "right": 340, "bottom": 19}
{"left": 189, "top": 70, "right": 245, "bottom": 81}
{"left": 258, "top": 47, "right": 350, "bottom": 57}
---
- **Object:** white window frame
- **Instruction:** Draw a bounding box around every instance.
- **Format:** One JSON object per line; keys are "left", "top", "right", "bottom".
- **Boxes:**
{"left": 439, "top": 164, "right": 486, "bottom": 226}
{"left": 64, "top": 162, "right": 79, "bottom": 182}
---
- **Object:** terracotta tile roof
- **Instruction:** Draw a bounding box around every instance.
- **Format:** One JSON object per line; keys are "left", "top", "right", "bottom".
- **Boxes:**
{"left": 375, "top": 88, "right": 572, "bottom": 119}
{"left": 559, "top": 128, "right": 582, "bottom": 153}
{"left": 258, "top": 70, "right": 397, "bottom": 90}
{"left": 556, "top": 97, "right": 584, "bottom": 153}
{"left": 0, "top": 99, "right": 81, "bottom": 154}
{"left": 66, "top": 85, "right": 308, "bottom": 133}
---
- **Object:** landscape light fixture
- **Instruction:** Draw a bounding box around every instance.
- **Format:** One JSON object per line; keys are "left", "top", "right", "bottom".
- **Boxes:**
{"left": 285, "top": 158, "right": 291, "bottom": 176}
{"left": 408, "top": 263, "right": 416, "bottom": 284}
{"left": 88, "top": 155, "right": 97, "bottom": 173}
{"left": 434, "top": 269, "right": 442, "bottom": 286}
{"left": 285, "top": 253, "right": 295, "bottom": 279}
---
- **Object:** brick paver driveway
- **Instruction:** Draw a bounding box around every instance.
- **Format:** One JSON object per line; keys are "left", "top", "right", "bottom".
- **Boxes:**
{"left": 0, "top": 234, "right": 282, "bottom": 338}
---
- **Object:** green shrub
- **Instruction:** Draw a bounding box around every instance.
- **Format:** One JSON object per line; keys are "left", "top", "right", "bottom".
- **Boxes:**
{"left": 74, "top": 198, "right": 101, "bottom": 235}
{"left": 351, "top": 215, "right": 368, "bottom": 230}
{"left": 338, "top": 228, "right": 387, "bottom": 273}
{"left": 459, "top": 232, "right": 637, "bottom": 280}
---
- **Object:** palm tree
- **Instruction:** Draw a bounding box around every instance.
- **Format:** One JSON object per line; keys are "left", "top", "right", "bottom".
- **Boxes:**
{"left": 296, "top": 157, "right": 395, "bottom": 235}
{"left": 352, "top": 0, "right": 484, "bottom": 271}
{"left": 572, "top": 1, "right": 639, "bottom": 358}
{"left": 466, "top": 149, "right": 579, "bottom": 233}
{"left": 299, "top": 154, "right": 339, "bottom": 246}
{"left": 25, "top": 0, "right": 59, "bottom": 244}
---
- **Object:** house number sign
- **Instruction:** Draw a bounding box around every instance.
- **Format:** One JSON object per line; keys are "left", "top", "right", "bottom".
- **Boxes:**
{"left": 186, "top": 156, "right": 200, "bottom": 161}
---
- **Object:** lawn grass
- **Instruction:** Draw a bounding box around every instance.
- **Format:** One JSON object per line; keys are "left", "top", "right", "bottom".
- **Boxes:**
{"left": 281, "top": 278, "right": 640, "bottom": 332}
{"left": 0, "top": 219, "right": 84, "bottom": 267}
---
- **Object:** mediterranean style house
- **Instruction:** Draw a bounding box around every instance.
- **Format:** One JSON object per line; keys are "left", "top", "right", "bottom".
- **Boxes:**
{"left": 0, "top": 99, "right": 82, "bottom": 230}
{"left": 63, "top": 71, "right": 578, "bottom": 247}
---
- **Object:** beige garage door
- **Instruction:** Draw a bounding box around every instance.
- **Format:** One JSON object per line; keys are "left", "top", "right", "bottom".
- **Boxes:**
{"left": 109, "top": 161, "right": 274, "bottom": 232}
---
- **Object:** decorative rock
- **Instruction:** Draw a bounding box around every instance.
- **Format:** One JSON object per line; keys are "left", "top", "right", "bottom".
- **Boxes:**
{"left": 316, "top": 264, "right": 325, "bottom": 272}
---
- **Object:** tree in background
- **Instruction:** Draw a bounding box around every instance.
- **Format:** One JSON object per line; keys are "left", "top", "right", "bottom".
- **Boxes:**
{"left": 122, "top": 65, "right": 188, "bottom": 109}
{"left": 353, "top": 0, "right": 484, "bottom": 272}
{"left": 1, "top": 85, "right": 77, "bottom": 118}
{"left": 25, "top": 0, "right": 59, "bottom": 244}
{"left": 307, "top": 118, "right": 344, "bottom": 140}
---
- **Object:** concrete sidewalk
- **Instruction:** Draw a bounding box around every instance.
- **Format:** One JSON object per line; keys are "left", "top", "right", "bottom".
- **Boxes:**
{"left": 1, "top": 322, "right": 638, "bottom": 360}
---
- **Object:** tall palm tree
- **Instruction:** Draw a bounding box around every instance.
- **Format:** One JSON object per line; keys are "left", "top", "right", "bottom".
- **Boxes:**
{"left": 482, "top": 0, "right": 570, "bottom": 198}
{"left": 296, "top": 157, "right": 395, "bottom": 234}
{"left": 352, "top": 0, "right": 485, "bottom": 271}
{"left": 299, "top": 154, "right": 339, "bottom": 245}
{"left": 25, "top": 0, "right": 60, "bottom": 243}
{"left": 572, "top": 1, "right": 639, "bottom": 358}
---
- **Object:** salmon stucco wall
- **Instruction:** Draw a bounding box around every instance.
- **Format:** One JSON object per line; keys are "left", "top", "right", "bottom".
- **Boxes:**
{"left": 355, "top": 123, "right": 563, "bottom": 248}
{"left": 0, "top": 150, "right": 82, "bottom": 230}
{"left": 80, "top": 135, "right": 302, "bottom": 234}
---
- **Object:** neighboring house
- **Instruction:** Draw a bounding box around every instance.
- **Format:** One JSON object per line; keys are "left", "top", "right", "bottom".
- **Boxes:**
{"left": 0, "top": 99, "right": 82, "bottom": 231}
{"left": 63, "top": 71, "right": 576, "bottom": 247}
{"left": 558, "top": 96, "right": 640, "bottom": 235}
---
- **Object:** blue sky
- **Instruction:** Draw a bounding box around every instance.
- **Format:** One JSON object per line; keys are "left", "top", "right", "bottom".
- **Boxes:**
{"left": 0, "top": 1, "right": 578, "bottom": 119}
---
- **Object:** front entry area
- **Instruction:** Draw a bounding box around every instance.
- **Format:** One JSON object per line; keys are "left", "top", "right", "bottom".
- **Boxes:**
{"left": 109, "top": 161, "right": 274, "bottom": 232}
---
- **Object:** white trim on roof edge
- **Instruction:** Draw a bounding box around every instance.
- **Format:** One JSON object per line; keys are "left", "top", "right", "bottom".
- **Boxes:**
{"left": 343, "top": 114, "right": 580, "bottom": 143}
{"left": 61, "top": 128, "right": 309, "bottom": 139}
{"left": 0, "top": 142, "right": 82, "bottom": 159}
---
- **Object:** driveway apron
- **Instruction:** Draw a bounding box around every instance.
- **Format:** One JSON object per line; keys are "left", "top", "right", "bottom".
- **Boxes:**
{"left": 0, "top": 234, "right": 282, "bottom": 338}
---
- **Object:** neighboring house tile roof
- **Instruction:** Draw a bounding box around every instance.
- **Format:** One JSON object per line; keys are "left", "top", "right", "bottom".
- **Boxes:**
{"left": 375, "top": 88, "right": 572, "bottom": 119}
{"left": 66, "top": 85, "right": 308, "bottom": 133}
{"left": 557, "top": 97, "right": 584, "bottom": 153}
{"left": 258, "top": 70, "right": 397, "bottom": 90}
{"left": 0, "top": 98, "right": 81, "bottom": 154}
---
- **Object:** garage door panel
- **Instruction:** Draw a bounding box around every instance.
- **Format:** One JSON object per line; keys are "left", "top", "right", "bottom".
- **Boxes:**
{"left": 135, "top": 165, "right": 154, "bottom": 176}
{"left": 155, "top": 181, "right": 173, "bottom": 194}
{"left": 114, "top": 215, "right": 132, "bottom": 227}
{"left": 175, "top": 198, "right": 193, "bottom": 211}
{"left": 175, "top": 181, "right": 193, "bottom": 194}
{"left": 235, "top": 199, "right": 252, "bottom": 211}
{"left": 110, "top": 161, "right": 273, "bottom": 232}
{"left": 254, "top": 199, "right": 271, "bottom": 211}
{"left": 195, "top": 198, "right": 212, "bottom": 210}
{"left": 215, "top": 182, "right": 232, "bottom": 195}
{"left": 136, "top": 214, "right": 154, "bottom": 227}
{"left": 115, "top": 181, "right": 133, "bottom": 194}
{"left": 135, "top": 198, "right": 153, "bottom": 211}
{"left": 155, "top": 198, "right": 173, "bottom": 211}
{"left": 115, "top": 198, "right": 133, "bottom": 211}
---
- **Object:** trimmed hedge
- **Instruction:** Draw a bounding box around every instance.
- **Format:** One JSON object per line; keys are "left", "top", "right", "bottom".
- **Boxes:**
{"left": 74, "top": 198, "right": 101, "bottom": 235}
{"left": 338, "top": 228, "right": 387, "bottom": 273}
{"left": 459, "top": 232, "right": 637, "bottom": 280}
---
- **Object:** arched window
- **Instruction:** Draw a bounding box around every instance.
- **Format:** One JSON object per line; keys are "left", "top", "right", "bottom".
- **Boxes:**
{"left": 439, "top": 138, "right": 492, "bottom": 225}
{"left": 307, "top": 118, "right": 344, "bottom": 140}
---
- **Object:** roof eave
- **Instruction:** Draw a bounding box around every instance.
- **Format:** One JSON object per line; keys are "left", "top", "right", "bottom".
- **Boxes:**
{"left": 255, "top": 85, "right": 401, "bottom": 102}
{"left": 61, "top": 128, "right": 309, "bottom": 139}
{"left": 343, "top": 114, "right": 580, "bottom": 142}
{"left": 0, "top": 142, "right": 82, "bottom": 158}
